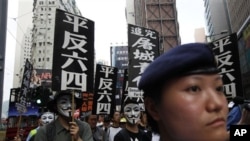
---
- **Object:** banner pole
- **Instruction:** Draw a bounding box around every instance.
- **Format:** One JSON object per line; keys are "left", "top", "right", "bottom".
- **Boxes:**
{"left": 71, "top": 91, "right": 75, "bottom": 141}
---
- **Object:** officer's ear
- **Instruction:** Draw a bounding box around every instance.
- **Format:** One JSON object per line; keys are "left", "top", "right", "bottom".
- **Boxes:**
{"left": 144, "top": 97, "right": 160, "bottom": 121}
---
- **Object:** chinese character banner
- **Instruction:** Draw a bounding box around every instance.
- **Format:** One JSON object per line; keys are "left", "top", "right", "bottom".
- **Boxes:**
{"left": 211, "top": 33, "right": 243, "bottom": 100}
{"left": 127, "top": 24, "right": 159, "bottom": 109}
{"left": 52, "top": 9, "right": 94, "bottom": 92}
{"left": 17, "top": 59, "right": 33, "bottom": 113}
{"left": 92, "top": 64, "right": 118, "bottom": 115}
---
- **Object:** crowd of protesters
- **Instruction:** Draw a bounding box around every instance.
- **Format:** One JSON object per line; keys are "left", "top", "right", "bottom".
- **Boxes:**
{"left": 11, "top": 43, "right": 250, "bottom": 141}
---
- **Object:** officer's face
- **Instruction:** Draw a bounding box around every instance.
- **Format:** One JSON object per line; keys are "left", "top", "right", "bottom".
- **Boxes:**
{"left": 124, "top": 103, "right": 141, "bottom": 124}
{"left": 146, "top": 74, "right": 229, "bottom": 141}
{"left": 40, "top": 112, "right": 54, "bottom": 125}
{"left": 56, "top": 95, "right": 76, "bottom": 117}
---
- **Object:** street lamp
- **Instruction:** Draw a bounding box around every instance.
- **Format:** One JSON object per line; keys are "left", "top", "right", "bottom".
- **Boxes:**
{"left": 206, "top": 30, "right": 228, "bottom": 42}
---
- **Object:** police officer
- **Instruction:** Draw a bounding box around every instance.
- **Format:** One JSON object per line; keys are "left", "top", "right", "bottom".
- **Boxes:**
{"left": 139, "top": 43, "right": 229, "bottom": 141}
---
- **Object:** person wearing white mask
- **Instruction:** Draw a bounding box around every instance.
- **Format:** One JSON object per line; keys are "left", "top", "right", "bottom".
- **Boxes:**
{"left": 26, "top": 111, "right": 55, "bottom": 141}
{"left": 34, "top": 90, "right": 93, "bottom": 141}
{"left": 114, "top": 98, "right": 151, "bottom": 141}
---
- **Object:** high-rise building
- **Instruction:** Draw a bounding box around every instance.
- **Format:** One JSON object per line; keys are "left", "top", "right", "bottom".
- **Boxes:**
{"left": 225, "top": 0, "right": 250, "bottom": 98}
{"left": 126, "top": 0, "right": 181, "bottom": 53}
{"left": 31, "top": 0, "right": 81, "bottom": 70}
{"left": 203, "top": 0, "right": 231, "bottom": 41}
{"left": 194, "top": 27, "right": 206, "bottom": 43}
{"left": 13, "top": 0, "right": 33, "bottom": 88}
{"left": 226, "top": 0, "right": 250, "bottom": 33}
{"left": 13, "top": 0, "right": 82, "bottom": 87}
{"left": 20, "top": 28, "right": 33, "bottom": 69}
{"left": 14, "top": 28, "right": 33, "bottom": 86}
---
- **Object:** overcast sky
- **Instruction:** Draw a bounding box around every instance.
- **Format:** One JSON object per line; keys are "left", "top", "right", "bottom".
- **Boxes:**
{"left": 3, "top": 0, "right": 206, "bottom": 106}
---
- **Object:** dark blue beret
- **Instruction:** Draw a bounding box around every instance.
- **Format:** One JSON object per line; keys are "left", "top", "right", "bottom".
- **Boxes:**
{"left": 138, "top": 43, "right": 218, "bottom": 92}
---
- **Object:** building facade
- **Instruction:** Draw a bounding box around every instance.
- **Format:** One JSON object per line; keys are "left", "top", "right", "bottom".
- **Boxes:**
{"left": 13, "top": 0, "right": 82, "bottom": 87}
{"left": 13, "top": 0, "right": 33, "bottom": 88}
{"left": 203, "top": 0, "right": 231, "bottom": 41}
{"left": 31, "top": 0, "right": 81, "bottom": 69}
{"left": 194, "top": 27, "right": 206, "bottom": 43}
{"left": 226, "top": 0, "right": 250, "bottom": 33}
{"left": 0, "top": 0, "right": 8, "bottom": 119}
{"left": 126, "top": 0, "right": 181, "bottom": 53}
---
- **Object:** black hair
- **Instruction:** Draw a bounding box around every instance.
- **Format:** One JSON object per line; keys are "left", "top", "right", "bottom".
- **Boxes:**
{"left": 85, "top": 114, "right": 98, "bottom": 122}
{"left": 143, "top": 83, "right": 165, "bottom": 134}
{"left": 110, "top": 109, "right": 120, "bottom": 119}
{"left": 103, "top": 115, "right": 111, "bottom": 122}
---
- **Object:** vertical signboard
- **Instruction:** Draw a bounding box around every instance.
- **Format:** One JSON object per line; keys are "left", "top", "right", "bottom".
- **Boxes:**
{"left": 110, "top": 46, "right": 128, "bottom": 107}
{"left": 92, "top": 64, "right": 118, "bottom": 115}
{"left": 127, "top": 24, "right": 159, "bottom": 110}
{"left": 16, "top": 59, "right": 33, "bottom": 113}
{"left": 52, "top": 9, "right": 94, "bottom": 92}
{"left": 211, "top": 33, "right": 243, "bottom": 100}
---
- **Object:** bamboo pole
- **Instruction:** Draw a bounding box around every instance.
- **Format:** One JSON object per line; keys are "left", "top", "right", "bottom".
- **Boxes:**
{"left": 16, "top": 114, "right": 22, "bottom": 139}
{"left": 71, "top": 91, "right": 75, "bottom": 141}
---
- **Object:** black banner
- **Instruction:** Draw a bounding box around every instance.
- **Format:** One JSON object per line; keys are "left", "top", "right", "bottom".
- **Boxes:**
{"left": 92, "top": 64, "right": 118, "bottom": 115}
{"left": 16, "top": 59, "right": 33, "bottom": 113}
{"left": 121, "top": 69, "right": 128, "bottom": 112}
{"left": 52, "top": 9, "right": 94, "bottom": 92}
{"left": 211, "top": 33, "right": 243, "bottom": 100}
{"left": 127, "top": 24, "right": 159, "bottom": 110}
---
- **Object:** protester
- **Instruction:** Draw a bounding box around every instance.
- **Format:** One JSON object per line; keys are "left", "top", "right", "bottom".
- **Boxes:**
{"left": 114, "top": 98, "right": 151, "bottom": 141}
{"left": 237, "top": 103, "right": 250, "bottom": 125}
{"left": 226, "top": 101, "right": 243, "bottom": 130}
{"left": 96, "top": 115, "right": 104, "bottom": 127}
{"left": 13, "top": 129, "right": 25, "bottom": 141}
{"left": 105, "top": 110, "right": 122, "bottom": 141}
{"left": 119, "top": 117, "right": 126, "bottom": 128}
{"left": 34, "top": 90, "right": 93, "bottom": 141}
{"left": 86, "top": 114, "right": 107, "bottom": 141}
{"left": 138, "top": 111, "right": 152, "bottom": 140}
{"left": 102, "top": 116, "right": 111, "bottom": 133}
{"left": 26, "top": 111, "right": 55, "bottom": 141}
{"left": 139, "top": 43, "right": 229, "bottom": 141}
{"left": 226, "top": 96, "right": 250, "bottom": 130}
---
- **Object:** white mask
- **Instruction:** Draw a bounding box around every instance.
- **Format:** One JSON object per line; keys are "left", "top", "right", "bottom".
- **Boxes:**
{"left": 41, "top": 112, "right": 54, "bottom": 125}
{"left": 124, "top": 103, "right": 141, "bottom": 124}
{"left": 56, "top": 95, "right": 76, "bottom": 117}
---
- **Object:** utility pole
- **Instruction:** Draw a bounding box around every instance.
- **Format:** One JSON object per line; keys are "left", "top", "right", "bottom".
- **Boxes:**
{"left": 0, "top": 0, "right": 8, "bottom": 118}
